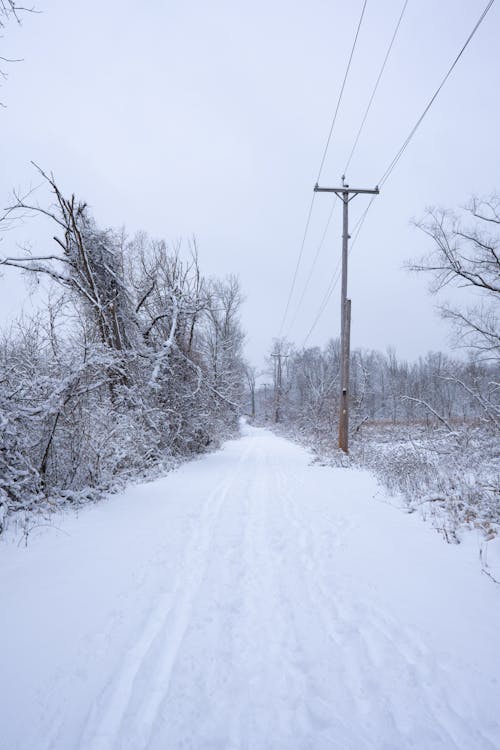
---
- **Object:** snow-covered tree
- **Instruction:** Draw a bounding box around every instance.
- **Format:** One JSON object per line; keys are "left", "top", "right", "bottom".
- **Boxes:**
{"left": 0, "top": 170, "right": 246, "bottom": 530}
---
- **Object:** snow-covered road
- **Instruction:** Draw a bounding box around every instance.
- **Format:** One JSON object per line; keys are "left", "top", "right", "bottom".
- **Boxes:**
{"left": 1, "top": 424, "right": 499, "bottom": 750}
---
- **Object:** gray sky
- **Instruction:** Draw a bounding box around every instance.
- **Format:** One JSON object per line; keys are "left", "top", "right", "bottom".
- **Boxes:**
{"left": 1, "top": 0, "right": 499, "bottom": 369}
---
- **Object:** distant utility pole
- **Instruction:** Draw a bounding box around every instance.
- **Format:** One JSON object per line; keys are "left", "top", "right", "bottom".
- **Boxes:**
{"left": 314, "top": 176, "right": 379, "bottom": 454}
{"left": 271, "top": 352, "right": 289, "bottom": 423}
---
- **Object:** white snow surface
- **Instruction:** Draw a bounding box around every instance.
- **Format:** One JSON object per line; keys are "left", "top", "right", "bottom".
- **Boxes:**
{"left": 1, "top": 423, "right": 499, "bottom": 750}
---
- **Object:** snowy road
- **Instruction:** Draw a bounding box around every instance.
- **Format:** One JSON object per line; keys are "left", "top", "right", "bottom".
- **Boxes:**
{"left": 1, "top": 424, "right": 499, "bottom": 749}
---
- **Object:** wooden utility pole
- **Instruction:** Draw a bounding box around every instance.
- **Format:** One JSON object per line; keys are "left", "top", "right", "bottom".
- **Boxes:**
{"left": 271, "top": 352, "right": 289, "bottom": 423}
{"left": 314, "top": 177, "right": 379, "bottom": 453}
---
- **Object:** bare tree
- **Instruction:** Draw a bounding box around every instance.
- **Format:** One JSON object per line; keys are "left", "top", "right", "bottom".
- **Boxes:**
{"left": 410, "top": 195, "right": 500, "bottom": 361}
{"left": 0, "top": 1, "right": 36, "bottom": 104}
{"left": 1, "top": 164, "right": 137, "bottom": 358}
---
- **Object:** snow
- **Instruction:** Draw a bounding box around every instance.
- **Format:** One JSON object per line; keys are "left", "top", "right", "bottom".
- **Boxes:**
{"left": 1, "top": 423, "right": 499, "bottom": 750}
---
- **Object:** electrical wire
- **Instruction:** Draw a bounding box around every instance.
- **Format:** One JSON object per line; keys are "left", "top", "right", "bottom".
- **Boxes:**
{"left": 289, "top": 0, "right": 407, "bottom": 342}
{"left": 301, "top": 209, "right": 366, "bottom": 348}
{"left": 316, "top": 0, "right": 369, "bottom": 184}
{"left": 343, "top": 0, "right": 409, "bottom": 175}
{"left": 285, "top": 196, "right": 338, "bottom": 336}
{"left": 379, "top": 0, "right": 496, "bottom": 187}
{"left": 300, "top": 0, "right": 496, "bottom": 348}
{"left": 278, "top": 0, "right": 369, "bottom": 338}
{"left": 342, "top": 0, "right": 497, "bottom": 273}
{"left": 301, "top": 260, "right": 341, "bottom": 348}
{"left": 278, "top": 192, "right": 316, "bottom": 336}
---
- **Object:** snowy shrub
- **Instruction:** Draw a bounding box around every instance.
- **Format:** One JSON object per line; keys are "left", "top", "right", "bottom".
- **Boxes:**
{"left": 0, "top": 173, "right": 245, "bottom": 533}
{"left": 352, "top": 424, "right": 499, "bottom": 542}
{"left": 256, "top": 339, "right": 499, "bottom": 543}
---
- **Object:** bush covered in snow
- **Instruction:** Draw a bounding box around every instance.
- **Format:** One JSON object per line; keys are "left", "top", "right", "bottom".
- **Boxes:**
{"left": 352, "top": 423, "right": 499, "bottom": 543}
{"left": 253, "top": 341, "right": 499, "bottom": 543}
{"left": 0, "top": 171, "right": 246, "bottom": 532}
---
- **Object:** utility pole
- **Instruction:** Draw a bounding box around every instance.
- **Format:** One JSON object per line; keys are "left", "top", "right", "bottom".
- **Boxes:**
{"left": 271, "top": 352, "right": 289, "bottom": 423}
{"left": 314, "top": 176, "right": 379, "bottom": 454}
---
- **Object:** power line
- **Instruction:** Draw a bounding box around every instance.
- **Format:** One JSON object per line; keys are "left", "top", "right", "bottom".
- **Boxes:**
{"left": 343, "top": 0, "right": 409, "bottom": 175}
{"left": 316, "top": 0, "right": 369, "bottom": 184}
{"left": 379, "top": 0, "right": 496, "bottom": 186}
{"left": 285, "top": 196, "right": 338, "bottom": 336}
{"left": 301, "top": 207, "right": 367, "bottom": 348}
{"left": 292, "top": 1, "right": 407, "bottom": 343}
{"left": 278, "top": 192, "right": 316, "bottom": 337}
{"left": 344, "top": 0, "right": 497, "bottom": 262}
{"left": 300, "top": 0, "right": 496, "bottom": 348}
{"left": 301, "top": 261, "right": 341, "bottom": 348}
{"left": 278, "top": 0, "right": 369, "bottom": 338}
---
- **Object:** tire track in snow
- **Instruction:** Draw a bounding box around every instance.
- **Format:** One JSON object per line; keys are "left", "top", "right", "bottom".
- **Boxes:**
{"left": 148, "top": 434, "right": 266, "bottom": 749}
{"left": 222, "top": 440, "right": 349, "bottom": 747}
{"left": 271, "top": 457, "right": 361, "bottom": 745}
{"left": 78, "top": 440, "right": 253, "bottom": 750}
{"left": 2, "top": 426, "right": 500, "bottom": 750}
{"left": 228, "top": 445, "right": 311, "bottom": 748}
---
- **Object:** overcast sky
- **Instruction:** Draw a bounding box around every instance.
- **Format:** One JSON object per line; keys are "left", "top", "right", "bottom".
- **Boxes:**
{"left": 1, "top": 0, "right": 499, "bottom": 369}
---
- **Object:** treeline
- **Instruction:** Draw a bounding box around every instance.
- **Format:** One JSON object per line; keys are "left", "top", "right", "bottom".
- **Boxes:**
{"left": 256, "top": 342, "right": 498, "bottom": 435}
{"left": 0, "top": 170, "right": 245, "bottom": 530}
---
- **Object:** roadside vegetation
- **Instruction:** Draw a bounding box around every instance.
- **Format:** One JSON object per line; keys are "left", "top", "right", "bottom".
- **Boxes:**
{"left": 254, "top": 194, "right": 499, "bottom": 545}
{"left": 0, "top": 168, "right": 246, "bottom": 534}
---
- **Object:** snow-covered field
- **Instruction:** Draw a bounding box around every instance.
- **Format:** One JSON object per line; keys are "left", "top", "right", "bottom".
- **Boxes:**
{"left": 1, "top": 423, "right": 499, "bottom": 750}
